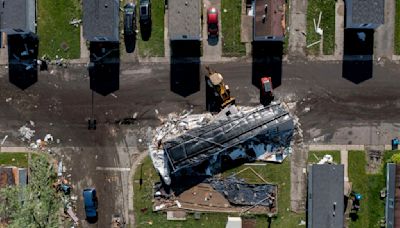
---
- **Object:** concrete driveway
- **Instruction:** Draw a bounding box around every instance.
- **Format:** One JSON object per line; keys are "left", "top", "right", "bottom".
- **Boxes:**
{"left": 202, "top": 0, "right": 223, "bottom": 61}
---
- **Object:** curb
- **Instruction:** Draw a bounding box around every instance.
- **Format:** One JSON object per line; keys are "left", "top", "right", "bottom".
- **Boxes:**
{"left": 308, "top": 144, "right": 392, "bottom": 151}
{"left": 0, "top": 146, "right": 32, "bottom": 153}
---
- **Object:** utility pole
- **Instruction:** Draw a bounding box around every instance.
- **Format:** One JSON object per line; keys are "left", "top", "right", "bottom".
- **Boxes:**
{"left": 88, "top": 90, "right": 96, "bottom": 130}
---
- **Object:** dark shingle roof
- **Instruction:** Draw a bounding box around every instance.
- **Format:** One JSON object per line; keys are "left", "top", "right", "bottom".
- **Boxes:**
{"left": 347, "top": 0, "right": 384, "bottom": 26}
{"left": 0, "top": 0, "right": 36, "bottom": 32}
{"left": 308, "top": 164, "right": 344, "bottom": 228}
{"left": 168, "top": 0, "right": 201, "bottom": 40}
{"left": 83, "top": 0, "right": 119, "bottom": 41}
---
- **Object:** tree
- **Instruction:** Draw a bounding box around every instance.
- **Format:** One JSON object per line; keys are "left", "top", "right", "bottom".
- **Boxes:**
{"left": 391, "top": 153, "right": 400, "bottom": 164}
{"left": 0, "top": 154, "right": 62, "bottom": 227}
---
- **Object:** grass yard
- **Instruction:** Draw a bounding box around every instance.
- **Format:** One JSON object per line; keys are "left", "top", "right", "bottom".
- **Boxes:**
{"left": 138, "top": 0, "right": 165, "bottom": 57}
{"left": 0, "top": 153, "right": 30, "bottom": 167}
{"left": 395, "top": 0, "right": 400, "bottom": 54}
{"left": 348, "top": 151, "right": 385, "bottom": 228}
{"left": 306, "top": 0, "right": 336, "bottom": 55}
{"left": 221, "top": 0, "right": 246, "bottom": 56}
{"left": 134, "top": 157, "right": 304, "bottom": 227}
{"left": 307, "top": 150, "right": 341, "bottom": 164}
{"left": 37, "top": 0, "right": 81, "bottom": 59}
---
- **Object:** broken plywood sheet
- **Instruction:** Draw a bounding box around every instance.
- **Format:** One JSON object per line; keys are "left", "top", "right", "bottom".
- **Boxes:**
{"left": 154, "top": 182, "right": 275, "bottom": 214}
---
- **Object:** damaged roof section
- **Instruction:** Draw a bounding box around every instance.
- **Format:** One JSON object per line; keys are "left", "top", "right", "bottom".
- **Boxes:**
{"left": 210, "top": 176, "right": 277, "bottom": 209}
{"left": 163, "top": 103, "right": 293, "bottom": 173}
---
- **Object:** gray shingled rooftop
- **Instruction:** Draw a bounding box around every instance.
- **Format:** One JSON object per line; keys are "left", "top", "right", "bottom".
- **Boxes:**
{"left": 83, "top": 0, "right": 119, "bottom": 41}
{"left": 0, "top": 0, "right": 36, "bottom": 32}
{"left": 308, "top": 164, "right": 344, "bottom": 228}
{"left": 168, "top": 0, "right": 201, "bottom": 40}
{"left": 349, "top": 0, "right": 384, "bottom": 25}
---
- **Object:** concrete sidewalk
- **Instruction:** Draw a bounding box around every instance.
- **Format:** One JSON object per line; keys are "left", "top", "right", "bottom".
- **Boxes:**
{"left": 334, "top": 0, "right": 345, "bottom": 58}
{"left": 375, "top": 0, "right": 395, "bottom": 60}
{"left": 288, "top": 0, "right": 307, "bottom": 58}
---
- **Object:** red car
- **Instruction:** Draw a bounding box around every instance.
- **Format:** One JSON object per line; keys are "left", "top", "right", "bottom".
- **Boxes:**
{"left": 207, "top": 7, "right": 219, "bottom": 37}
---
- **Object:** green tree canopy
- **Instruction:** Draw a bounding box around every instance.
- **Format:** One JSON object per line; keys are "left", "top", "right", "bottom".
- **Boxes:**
{"left": 0, "top": 154, "right": 61, "bottom": 227}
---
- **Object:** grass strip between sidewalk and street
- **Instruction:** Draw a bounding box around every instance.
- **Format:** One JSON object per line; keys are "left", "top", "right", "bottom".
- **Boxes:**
{"left": 37, "top": 0, "right": 81, "bottom": 59}
{"left": 221, "top": 0, "right": 246, "bottom": 56}
{"left": 138, "top": 0, "right": 165, "bottom": 57}
{"left": 306, "top": 0, "right": 336, "bottom": 55}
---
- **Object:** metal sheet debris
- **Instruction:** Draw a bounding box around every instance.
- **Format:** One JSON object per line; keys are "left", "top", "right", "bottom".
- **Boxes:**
{"left": 1, "top": 135, "right": 8, "bottom": 145}
{"left": 67, "top": 207, "right": 79, "bottom": 224}
{"left": 209, "top": 176, "right": 277, "bottom": 208}
{"left": 18, "top": 125, "right": 35, "bottom": 141}
{"left": 149, "top": 103, "right": 294, "bottom": 185}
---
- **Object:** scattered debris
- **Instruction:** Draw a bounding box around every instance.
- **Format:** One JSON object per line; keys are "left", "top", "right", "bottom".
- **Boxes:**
{"left": 69, "top": 19, "right": 82, "bottom": 27}
{"left": 167, "top": 211, "right": 187, "bottom": 221}
{"left": 226, "top": 217, "right": 242, "bottom": 228}
{"left": 111, "top": 214, "right": 124, "bottom": 227}
{"left": 5, "top": 98, "right": 12, "bottom": 103}
{"left": 66, "top": 207, "right": 79, "bottom": 224}
{"left": 306, "top": 40, "right": 321, "bottom": 48}
{"left": 318, "top": 154, "right": 333, "bottom": 164}
{"left": 1, "top": 135, "right": 8, "bottom": 145}
{"left": 44, "top": 134, "right": 54, "bottom": 142}
{"left": 115, "top": 117, "right": 136, "bottom": 125}
{"left": 155, "top": 204, "right": 165, "bottom": 211}
{"left": 298, "top": 220, "right": 306, "bottom": 226}
{"left": 58, "top": 161, "right": 63, "bottom": 177}
{"left": 19, "top": 125, "right": 35, "bottom": 141}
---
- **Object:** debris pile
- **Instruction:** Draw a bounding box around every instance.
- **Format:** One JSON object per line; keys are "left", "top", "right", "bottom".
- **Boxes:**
{"left": 18, "top": 125, "right": 35, "bottom": 141}
{"left": 149, "top": 103, "right": 294, "bottom": 186}
{"left": 209, "top": 176, "right": 277, "bottom": 208}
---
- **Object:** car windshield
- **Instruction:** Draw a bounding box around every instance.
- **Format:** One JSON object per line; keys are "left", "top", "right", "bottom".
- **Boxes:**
{"left": 263, "top": 82, "right": 271, "bottom": 92}
{"left": 209, "top": 23, "right": 217, "bottom": 30}
{"left": 125, "top": 8, "right": 134, "bottom": 14}
{"left": 141, "top": 6, "right": 147, "bottom": 15}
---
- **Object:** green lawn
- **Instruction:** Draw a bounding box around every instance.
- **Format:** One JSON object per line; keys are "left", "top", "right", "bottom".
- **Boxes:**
{"left": 395, "top": 0, "right": 400, "bottom": 54}
{"left": 221, "top": 0, "right": 246, "bottom": 56}
{"left": 138, "top": 0, "right": 165, "bottom": 57}
{"left": 306, "top": 0, "right": 336, "bottom": 55}
{"left": 37, "top": 0, "right": 81, "bottom": 59}
{"left": 0, "top": 153, "right": 30, "bottom": 167}
{"left": 308, "top": 150, "right": 341, "bottom": 164}
{"left": 348, "top": 151, "right": 385, "bottom": 228}
{"left": 134, "top": 157, "right": 304, "bottom": 227}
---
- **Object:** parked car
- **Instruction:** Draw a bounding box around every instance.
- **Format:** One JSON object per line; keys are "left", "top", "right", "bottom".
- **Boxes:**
{"left": 139, "top": 0, "right": 151, "bottom": 25}
{"left": 124, "top": 3, "right": 136, "bottom": 36}
{"left": 207, "top": 7, "right": 219, "bottom": 37}
{"left": 83, "top": 188, "right": 98, "bottom": 220}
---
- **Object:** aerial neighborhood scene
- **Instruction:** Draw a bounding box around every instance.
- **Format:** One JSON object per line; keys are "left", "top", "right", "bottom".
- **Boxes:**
{"left": 1, "top": 0, "right": 400, "bottom": 227}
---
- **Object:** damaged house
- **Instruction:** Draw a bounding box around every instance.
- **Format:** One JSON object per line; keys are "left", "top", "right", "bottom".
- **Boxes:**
{"left": 150, "top": 103, "right": 294, "bottom": 214}
{"left": 150, "top": 103, "right": 294, "bottom": 186}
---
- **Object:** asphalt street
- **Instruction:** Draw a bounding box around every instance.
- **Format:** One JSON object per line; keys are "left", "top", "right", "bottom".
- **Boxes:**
{"left": 0, "top": 60, "right": 400, "bottom": 227}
